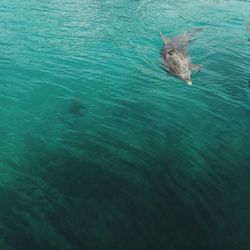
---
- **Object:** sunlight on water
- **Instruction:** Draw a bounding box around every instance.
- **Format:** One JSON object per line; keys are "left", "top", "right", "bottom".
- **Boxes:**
{"left": 0, "top": 0, "right": 250, "bottom": 249}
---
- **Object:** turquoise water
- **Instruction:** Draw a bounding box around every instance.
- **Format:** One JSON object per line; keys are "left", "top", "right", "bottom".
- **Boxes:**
{"left": 1, "top": 0, "right": 250, "bottom": 249}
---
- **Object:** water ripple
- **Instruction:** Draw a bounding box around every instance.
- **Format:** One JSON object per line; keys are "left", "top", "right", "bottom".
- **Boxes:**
{"left": 1, "top": 0, "right": 250, "bottom": 249}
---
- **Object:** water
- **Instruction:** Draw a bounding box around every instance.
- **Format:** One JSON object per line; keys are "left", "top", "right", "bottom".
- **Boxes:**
{"left": 0, "top": 0, "right": 250, "bottom": 249}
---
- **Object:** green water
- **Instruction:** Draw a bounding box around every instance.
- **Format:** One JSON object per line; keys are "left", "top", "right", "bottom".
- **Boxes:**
{"left": 1, "top": 0, "right": 250, "bottom": 249}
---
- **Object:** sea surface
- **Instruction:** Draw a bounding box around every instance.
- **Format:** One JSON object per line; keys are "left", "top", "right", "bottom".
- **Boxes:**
{"left": 0, "top": 0, "right": 250, "bottom": 249}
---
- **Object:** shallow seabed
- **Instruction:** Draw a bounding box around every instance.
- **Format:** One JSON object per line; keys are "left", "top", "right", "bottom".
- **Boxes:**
{"left": 0, "top": 0, "right": 250, "bottom": 249}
